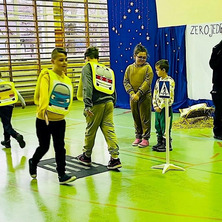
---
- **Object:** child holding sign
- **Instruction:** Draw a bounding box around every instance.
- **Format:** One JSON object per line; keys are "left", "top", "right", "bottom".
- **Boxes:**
{"left": 152, "top": 60, "right": 175, "bottom": 152}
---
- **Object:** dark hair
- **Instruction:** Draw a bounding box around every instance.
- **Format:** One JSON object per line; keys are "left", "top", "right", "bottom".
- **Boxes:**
{"left": 155, "top": 59, "right": 169, "bottom": 73}
{"left": 133, "top": 44, "right": 148, "bottom": 56}
{"left": 51, "top": 47, "right": 67, "bottom": 60}
{"left": 84, "top": 46, "right": 99, "bottom": 59}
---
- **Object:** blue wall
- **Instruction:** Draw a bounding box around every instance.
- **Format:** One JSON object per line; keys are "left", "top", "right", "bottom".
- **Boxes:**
{"left": 107, "top": 0, "right": 206, "bottom": 112}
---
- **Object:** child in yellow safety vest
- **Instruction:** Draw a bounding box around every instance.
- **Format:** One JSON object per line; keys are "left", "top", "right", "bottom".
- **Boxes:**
{"left": 0, "top": 73, "right": 26, "bottom": 149}
{"left": 76, "top": 46, "right": 122, "bottom": 170}
{"left": 28, "top": 47, "right": 76, "bottom": 185}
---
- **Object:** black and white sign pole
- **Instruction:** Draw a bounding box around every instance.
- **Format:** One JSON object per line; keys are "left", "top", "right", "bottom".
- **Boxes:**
{"left": 152, "top": 81, "right": 185, "bottom": 174}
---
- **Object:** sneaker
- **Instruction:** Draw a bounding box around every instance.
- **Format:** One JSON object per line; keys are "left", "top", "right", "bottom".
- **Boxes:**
{"left": 76, "top": 153, "right": 92, "bottom": 166}
{"left": 29, "top": 159, "right": 37, "bottom": 179}
{"left": 156, "top": 146, "right": 173, "bottom": 152}
{"left": 152, "top": 138, "right": 163, "bottom": 151}
{"left": 107, "top": 158, "right": 122, "bottom": 170}
{"left": 138, "top": 139, "right": 149, "bottom": 148}
{"left": 152, "top": 144, "right": 161, "bottom": 151}
{"left": 1, "top": 140, "right": 11, "bottom": 148}
{"left": 16, "top": 134, "right": 26, "bottom": 148}
{"left": 59, "top": 174, "right": 76, "bottom": 185}
{"left": 132, "top": 138, "right": 142, "bottom": 146}
{"left": 214, "top": 135, "right": 222, "bottom": 140}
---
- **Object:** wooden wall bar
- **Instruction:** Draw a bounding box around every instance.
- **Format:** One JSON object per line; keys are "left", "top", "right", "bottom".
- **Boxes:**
{"left": 0, "top": 0, "right": 110, "bottom": 104}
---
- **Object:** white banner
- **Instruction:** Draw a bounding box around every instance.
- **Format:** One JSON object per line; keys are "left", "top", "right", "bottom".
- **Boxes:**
{"left": 186, "top": 22, "right": 222, "bottom": 100}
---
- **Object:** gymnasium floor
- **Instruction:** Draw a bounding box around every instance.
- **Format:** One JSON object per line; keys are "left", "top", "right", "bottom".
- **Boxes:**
{"left": 0, "top": 100, "right": 221, "bottom": 222}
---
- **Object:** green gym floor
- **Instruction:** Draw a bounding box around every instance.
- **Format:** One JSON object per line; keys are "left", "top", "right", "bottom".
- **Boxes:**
{"left": 0, "top": 100, "right": 221, "bottom": 222}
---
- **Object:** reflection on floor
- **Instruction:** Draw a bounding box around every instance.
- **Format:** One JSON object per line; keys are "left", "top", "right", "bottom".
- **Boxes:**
{"left": 0, "top": 100, "right": 221, "bottom": 222}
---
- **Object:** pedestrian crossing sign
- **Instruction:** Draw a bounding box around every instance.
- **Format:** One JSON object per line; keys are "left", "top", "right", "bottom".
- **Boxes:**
{"left": 159, "top": 81, "right": 170, "bottom": 98}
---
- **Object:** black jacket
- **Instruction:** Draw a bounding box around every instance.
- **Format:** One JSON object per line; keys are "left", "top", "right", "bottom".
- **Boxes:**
{"left": 209, "top": 40, "right": 222, "bottom": 91}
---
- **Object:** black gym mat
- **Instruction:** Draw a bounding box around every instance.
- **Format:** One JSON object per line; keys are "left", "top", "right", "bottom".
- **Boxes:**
{"left": 37, "top": 155, "right": 109, "bottom": 179}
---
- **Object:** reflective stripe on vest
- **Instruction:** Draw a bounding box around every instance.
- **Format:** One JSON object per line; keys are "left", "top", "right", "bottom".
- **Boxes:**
{"left": 0, "top": 81, "right": 18, "bottom": 106}
{"left": 90, "top": 62, "right": 115, "bottom": 95}
{"left": 77, "top": 62, "right": 115, "bottom": 101}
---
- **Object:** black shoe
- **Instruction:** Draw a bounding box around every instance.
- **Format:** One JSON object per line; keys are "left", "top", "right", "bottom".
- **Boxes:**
{"left": 1, "top": 140, "right": 11, "bottom": 148}
{"left": 16, "top": 134, "right": 26, "bottom": 148}
{"left": 59, "top": 174, "right": 76, "bottom": 185}
{"left": 152, "top": 142, "right": 163, "bottom": 151}
{"left": 107, "top": 158, "right": 122, "bottom": 170}
{"left": 29, "top": 159, "right": 37, "bottom": 179}
{"left": 214, "top": 135, "right": 222, "bottom": 140}
{"left": 156, "top": 146, "right": 173, "bottom": 152}
{"left": 76, "top": 153, "right": 92, "bottom": 166}
{"left": 152, "top": 137, "right": 163, "bottom": 151}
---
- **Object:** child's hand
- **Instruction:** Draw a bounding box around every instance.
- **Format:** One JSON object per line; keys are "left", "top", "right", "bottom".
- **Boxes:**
{"left": 131, "top": 93, "right": 139, "bottom": 102}
{"left": 154, "top": 107, "right": 162, "bottom": 113}
{"left": 84, "top": 108, "right": 94, "bottom": 117}
{"left": 45, "top": 112, "right": 49, "bottom": 125}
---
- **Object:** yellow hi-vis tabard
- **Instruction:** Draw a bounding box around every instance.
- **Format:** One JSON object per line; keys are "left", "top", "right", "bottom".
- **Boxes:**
{"left": 0, "top": 81, "right": 18, "bottom": 106}
{"left": 77, "top": 62, "right": 115, "bottom": 101}
{"left": 34, "top": 69, "right": 73, "bottom": 115}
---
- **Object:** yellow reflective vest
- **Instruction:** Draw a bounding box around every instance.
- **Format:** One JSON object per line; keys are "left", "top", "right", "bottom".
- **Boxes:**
{"left": 34, "top": 69, "right": 73, "bottom": 116}
{"left": 77, "top": 61, "right": 115, "bottom": 101}
{"left": 0, "top": 81, "right": 18, "bottom": 106}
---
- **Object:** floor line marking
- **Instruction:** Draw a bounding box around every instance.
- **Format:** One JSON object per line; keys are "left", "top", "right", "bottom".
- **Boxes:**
{"left": 122, "top": 149, "right": 222, "bottom": 170}
{"left": 217, "top": 142, "right": 222, "bottom": 147}
{"left": 185, "top": 159, "right": 222, "bottom": 169}
{"left": 199, "top": 133, "right": 211, "bottom": 138}
{"left": 121, "top": 149, "right": 193, "bottom": 166}
{"left": 114, "top": 110, "right": 131, "bottom": 116}
{"left": 210, "top": 153, "right": 220, "bottom": 159}
{"left": 30, "top": 187, "right": 222, "bottom": 221}
{"left": 122, "top": 149, "right": 222, "bottom": 171}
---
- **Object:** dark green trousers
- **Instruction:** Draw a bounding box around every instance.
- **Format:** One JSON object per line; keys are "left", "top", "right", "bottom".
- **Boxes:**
{"left": 155, "top": 107, "right": 173, "bottom": 139}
